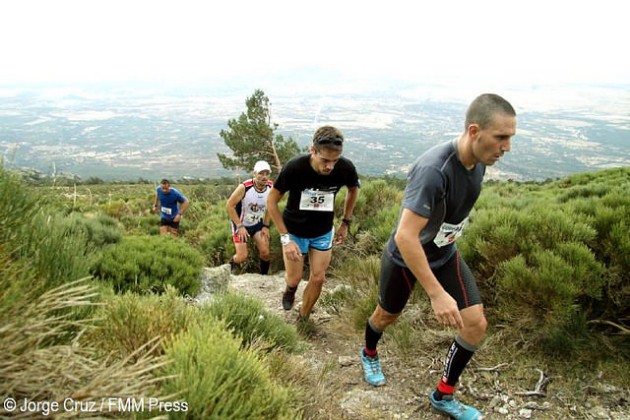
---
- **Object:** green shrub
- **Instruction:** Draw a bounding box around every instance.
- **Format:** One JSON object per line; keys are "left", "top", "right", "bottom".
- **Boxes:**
{"left": 498, "top": 252, "right": 578, "bottom": 322}
{"left": 462, "top": 205, "right": 597, "bottom": 278}
{"left": 64, "top": 212, "right": 122, "bottom": 248}
{"left": 204, "top": 292, "right": 300, "bottom": 352}
{"left": 387, "top": 317, "right": 415, "bottom": 357}
{"left": 319, "top": 284, "right": 355, "bottom": 315}
{"left": 357, "top": 204, "right": 400, "bottom": 254}
{"left": 495, "top": 244, "right": 605, "bottom": 343}
{"left": 121, "top": 214, "right": 160, "bottom": 235}
{"left": 90, "top": 235, "right": 203, "bottom": 295}
{"left": 0, "top": 252, "right": 40, "bottom": 330}
{"left": 603, "top": 220, "right": 630, "bottom": 310}
{"left": 538, "top": 311, "right": 592, "bottom": 357}
{"left": 332, "top": 179, "right": 402, "bottom": 260}
{"left": 162, "top": 318, "right": 296, "bottom": 419}
{"left": 455, "top": 169, "right": 629, "bottom": 355}
{"left": 329, "top": 255, "right": 381, "bottom": 331}
{"left": 352, "top": 287, "right": 379, "bottom": 332}
{"left": 88, "top": 286, "right": 198, "bottom": 358}
{"left": 191, "top": 202, "right": 233, "bottom": 266}
{"left": 0, "top": 251, "right": 168, "bottom": 409}
{"left": 199, "top": 229, "right": 233, "bottom": 266}
{"left": 345, "top": 179, "right": 404, "bottom": 226}
{"left": 1, "top": 170, "right": 111, "bottom": 289}
{"left": 15, "top": 211, "right": 92, "bottom": 288}
{"left": 547, "top": 170, "right": 629, "bottom": 325}
{"left": 0, "top": 168, "right": 40, "bottom": 251}
{"left": 330, "top": 254, "right": 380, "bottom": 291}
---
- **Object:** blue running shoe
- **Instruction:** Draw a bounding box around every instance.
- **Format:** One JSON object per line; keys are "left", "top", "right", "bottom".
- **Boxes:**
{"left": 429, "top": 391, "right": 483, "bottom": 419}
{"left": 361, "top": 349, "right": 386, "bottom": 387}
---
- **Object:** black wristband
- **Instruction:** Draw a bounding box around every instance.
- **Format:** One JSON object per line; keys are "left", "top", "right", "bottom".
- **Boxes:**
{"left": 342, "top": 218, "right": 352, "bottom": 226}
{"left": 262, "top": 223, "right": 270, "bottom": 228}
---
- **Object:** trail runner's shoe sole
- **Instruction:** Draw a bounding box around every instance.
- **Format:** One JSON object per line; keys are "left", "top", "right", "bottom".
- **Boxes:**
{"left": 429, "top": 391, "right": 483, "bottom": 419}
{"left": 361, "top": 349, "right": 386, "bottom": 387}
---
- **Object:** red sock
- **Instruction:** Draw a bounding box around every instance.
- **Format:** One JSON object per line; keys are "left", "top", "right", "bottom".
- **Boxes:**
{"left": 364, "top": 347, "right": 378, "bottom": 357}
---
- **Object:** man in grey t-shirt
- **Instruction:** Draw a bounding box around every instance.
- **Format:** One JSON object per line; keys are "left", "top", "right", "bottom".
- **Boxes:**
{"left": 360, "top": 94, "right": 517, "bottom": 419}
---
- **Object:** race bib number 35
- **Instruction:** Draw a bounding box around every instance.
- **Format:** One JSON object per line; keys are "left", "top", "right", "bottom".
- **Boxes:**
{"left": 299, "top": 189, "right": 334, "bottom": 212}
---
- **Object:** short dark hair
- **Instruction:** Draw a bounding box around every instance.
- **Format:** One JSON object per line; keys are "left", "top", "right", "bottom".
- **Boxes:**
{"left": 465, "top": 93, "right": 516, "bottom": 130}
{"left": 312, "top": 126, "right": 344, "bottom": 152}
{"left": 160, "top": 179, "right": 170, "bottom": 185}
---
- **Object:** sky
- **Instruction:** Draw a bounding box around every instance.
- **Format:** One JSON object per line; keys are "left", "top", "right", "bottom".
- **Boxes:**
{"left": 1, "top": 0, "right": 629, "bottom": 95}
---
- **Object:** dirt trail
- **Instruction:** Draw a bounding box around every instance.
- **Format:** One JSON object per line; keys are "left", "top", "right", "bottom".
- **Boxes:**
{"left": 201, "top": 266, "right": 629, "bottom": 420}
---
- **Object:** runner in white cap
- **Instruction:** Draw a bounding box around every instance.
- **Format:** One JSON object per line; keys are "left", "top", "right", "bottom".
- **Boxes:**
{"left": 226, "top": 160, "right": 274, "bottom": 274}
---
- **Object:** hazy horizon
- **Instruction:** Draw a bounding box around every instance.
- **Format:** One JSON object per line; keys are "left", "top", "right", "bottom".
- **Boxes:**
{"left": 1, "top": 80, "right": 628, "bottom": 183}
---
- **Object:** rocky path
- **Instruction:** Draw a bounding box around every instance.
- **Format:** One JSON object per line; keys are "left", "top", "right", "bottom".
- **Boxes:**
{"left": 197, "top": 266, "right": 629, "bottom": 420}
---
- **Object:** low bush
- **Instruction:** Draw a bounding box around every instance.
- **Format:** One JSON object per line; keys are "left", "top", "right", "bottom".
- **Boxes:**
{"left": 90, "top": 235, "right": 203, "bottom": 295}
{"left": 64, "top": 212, "right": 123, "bottom": 249}
{"left": 330, "top": 254, "right": 380, "bottom": 292}
{"left": 319, "top": 284, "right": 355, "bottom": 315}
{"left": 344, "top": 179, "right": 404, "bottom": 227}
{"left": 162, "top": 317, "right": 296, "bottom": 419}
{"left": 3, "top": 173, "right": 88, "bottom": 288}
{"left": 454, "top": 168, "right": 630, "bottom": 357}
{"left": 18, "top": 212, "right": 92, "bottom": 289}
{"left": 190, "top": 202, "right": 233, "bottom": 266}
{"left": 121, "top": 214, "right": 160, "bottom": 235}
{"left": 0, "top": 168, "right": 39, "bottom": 248}
{"left": 204, "top": 292, "right": 300, "bottom": 352}
{"left": 330, "top": 255, "right": 381, "bottom": 331}
{"left": 87, "top": 286, "right": 198, "bottom": 359}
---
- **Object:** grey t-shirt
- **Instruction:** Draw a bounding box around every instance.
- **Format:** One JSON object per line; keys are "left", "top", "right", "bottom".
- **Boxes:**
{"left": 386, "top": 139, "right": 485, "bottom": 269}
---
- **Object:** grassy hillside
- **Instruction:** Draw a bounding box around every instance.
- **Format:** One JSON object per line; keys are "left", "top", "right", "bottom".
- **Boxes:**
{"left": 1, "top": 166, "right": 628, "bottom": 418}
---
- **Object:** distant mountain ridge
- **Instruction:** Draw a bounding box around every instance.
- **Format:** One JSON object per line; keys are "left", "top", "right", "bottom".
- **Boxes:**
{"left": 1, "top": 85, "right": 628, "bottom": 181}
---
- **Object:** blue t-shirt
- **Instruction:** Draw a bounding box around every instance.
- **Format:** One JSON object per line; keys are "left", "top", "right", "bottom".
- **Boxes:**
{"left": 386, "top": 139, "right": 485, "bottom": 269}
{"left": 156, "top": 187, "right": 187, "bottom": 220}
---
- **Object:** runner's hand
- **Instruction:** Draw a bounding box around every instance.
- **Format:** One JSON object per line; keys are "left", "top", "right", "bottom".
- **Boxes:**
{"left": 238, "top": 226, "right": 249, "bottom": 242}
{"left": 283, "top": 241, "right": 302, "bottom": 262}
{"left": 261, "top": 226, "right": 270, "bottom": 241}
{"left": 335, "top": 223, "right": 349, "bottom": 244}
{"left": 430, "top": 291, "right": 464, "bottom": 329}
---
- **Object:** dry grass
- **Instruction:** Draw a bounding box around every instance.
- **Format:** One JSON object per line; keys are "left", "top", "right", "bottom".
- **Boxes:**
{"left": 0, "top": 277, "right": 171, "bottom": 418}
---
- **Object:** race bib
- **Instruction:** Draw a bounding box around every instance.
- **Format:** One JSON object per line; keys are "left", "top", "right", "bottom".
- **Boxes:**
{"left": 433, "top": 218, "right": 468, "bottom": 248}
{"left": 161, "top": 206, "right": 172, "bottom": 215}
{"left": 299, "top": 189, "right": 334, "bottom": 212}
{"left": 245, "top": 209, "right": 264, "bottom": 224}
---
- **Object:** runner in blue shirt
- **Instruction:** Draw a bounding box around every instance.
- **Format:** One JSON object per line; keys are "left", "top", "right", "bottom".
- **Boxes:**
{"left": 152, "top": 179, "right": 190, "bottom": 236}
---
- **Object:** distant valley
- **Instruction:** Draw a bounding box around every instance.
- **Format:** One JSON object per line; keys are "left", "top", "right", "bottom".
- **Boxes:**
{"left": 0, "top": 84, "right": 628, "bottom": 182}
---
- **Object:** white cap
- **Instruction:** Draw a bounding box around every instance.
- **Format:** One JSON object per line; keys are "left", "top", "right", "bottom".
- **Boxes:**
{"left": 253, "top": 160, "right": 271, "bottom": 173}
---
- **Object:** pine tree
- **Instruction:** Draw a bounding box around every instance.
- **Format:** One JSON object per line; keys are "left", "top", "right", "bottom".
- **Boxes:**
{"left": 217, "top": 89, "right": 301, "bottom": 174}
